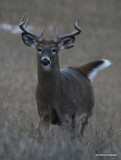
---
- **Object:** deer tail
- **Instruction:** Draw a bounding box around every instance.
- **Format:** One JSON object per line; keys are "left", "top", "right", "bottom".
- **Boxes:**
{"left": 76, "top": 59, "right": 112, "bottom": 81}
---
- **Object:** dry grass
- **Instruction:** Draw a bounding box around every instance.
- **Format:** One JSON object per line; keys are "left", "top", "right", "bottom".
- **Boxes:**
{"left": 0, "top": 0, "right": 121, "bottom": 159}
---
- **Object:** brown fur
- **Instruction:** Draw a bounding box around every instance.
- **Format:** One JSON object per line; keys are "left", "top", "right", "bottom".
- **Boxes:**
{"left": 19, "top": 20, "right": 108, "bottom": 136}
{"left": 76, "top": 60, "right": 104, "bottom": 79}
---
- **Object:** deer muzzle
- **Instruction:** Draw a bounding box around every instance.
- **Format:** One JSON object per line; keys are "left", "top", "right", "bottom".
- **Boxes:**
{"left": 41, "top": 57, "right": 51, "bottom": 67}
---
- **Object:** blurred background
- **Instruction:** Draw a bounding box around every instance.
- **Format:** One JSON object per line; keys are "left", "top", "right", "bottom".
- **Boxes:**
{"left": 0, "top": 0, "right": 121, "bottom": 159}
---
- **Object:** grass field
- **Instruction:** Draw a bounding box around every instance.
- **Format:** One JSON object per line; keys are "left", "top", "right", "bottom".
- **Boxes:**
{"left": 0, "top": 0, "right": 121, "bottom": 159}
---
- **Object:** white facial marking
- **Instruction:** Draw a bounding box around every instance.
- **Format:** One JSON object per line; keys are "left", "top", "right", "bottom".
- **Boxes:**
{"left": 41, "top": 56, "right": 50, "bottom": 62}
{"left": 52, "top": 51, "right": 56, "bottom": 55}
{"left": 42, "top": 65, "right": 51, "bottom": 71}
{"left": 41, "top": 56, "right": 51, "bottom": 71}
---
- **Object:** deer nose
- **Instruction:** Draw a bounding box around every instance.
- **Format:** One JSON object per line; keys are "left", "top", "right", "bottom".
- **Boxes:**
{"left": 41, "top": 57, "right": 50, "bottom": 66}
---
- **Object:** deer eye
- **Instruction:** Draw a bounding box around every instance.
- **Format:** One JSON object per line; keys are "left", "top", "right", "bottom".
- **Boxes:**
{"left": 38, "top": 48, "right": 42, "bottom": 52}
{"left": 52, "top": 48, "right": 56, "bottom": 55}
{"left": 38, "top": 47, "right": 42, "bottom": 54}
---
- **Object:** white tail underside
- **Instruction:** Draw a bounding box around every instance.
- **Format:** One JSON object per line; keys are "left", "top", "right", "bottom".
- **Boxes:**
{"left": 88, "top": 59, "right": 112, "bottom": 81}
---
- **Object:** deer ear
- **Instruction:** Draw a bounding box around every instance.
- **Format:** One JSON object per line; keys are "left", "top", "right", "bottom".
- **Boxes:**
{"left": 22, "top": 33, "right": 38, "bottom": 47}
{"left": 59, "top": 37, "right": 75, "bottom": 50}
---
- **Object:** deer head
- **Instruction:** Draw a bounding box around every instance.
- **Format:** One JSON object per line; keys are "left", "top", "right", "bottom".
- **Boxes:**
{"left": 19, "top": 16, "right": 81, "bottom": 71}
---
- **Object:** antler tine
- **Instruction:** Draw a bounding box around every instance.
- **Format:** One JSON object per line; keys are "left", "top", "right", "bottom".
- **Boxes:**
{"left": 19, "top": 16, "right": 43, "bottom": 40}
{"left": 38, "top": 26, "right": 45, "bottom": 40}
{"left": 24, "top": 18, "right": 29, "bottom": 28}
{"left": 19, "top": 15, "right": 27, "bottom": 31}
{"left": 55, "top": 20, "right": 81, "bottom": 42}
{"left": 20, "top": 15, "right": 25, "bottom": 24}
{"left": 56, "top": 27, "right": 59, "bottom": 39}
{"left": 74, "top": 20, "right": 81, "bottom": 33}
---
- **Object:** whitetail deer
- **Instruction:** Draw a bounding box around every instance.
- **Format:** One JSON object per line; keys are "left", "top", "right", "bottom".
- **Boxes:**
{"left": 19, "top": 17, "right": 111, "bottom": 136}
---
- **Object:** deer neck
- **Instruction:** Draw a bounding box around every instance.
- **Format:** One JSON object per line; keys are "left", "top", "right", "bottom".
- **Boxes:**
{"left": 37, "top": 59, "right": 60, "bottom": 99}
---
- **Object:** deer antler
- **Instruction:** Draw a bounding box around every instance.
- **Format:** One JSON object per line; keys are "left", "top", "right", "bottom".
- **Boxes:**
{"left": 55, "top": 21, "right": 81, "bottom": 43}
{"left": 19, "top": 16, "right": 44, "bottom": 41}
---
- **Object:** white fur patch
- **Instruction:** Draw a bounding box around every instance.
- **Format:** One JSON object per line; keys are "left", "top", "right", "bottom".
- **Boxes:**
{"left": 88, "top": 59, "right": 112, "bottom": 81}
{"left": 42, "top": 64, "right": 51, "bottom": 71}
{"left": 41, "top": 56, "right": 51, "bottom": 71}
{"left": 41, "top": 56, "right": 50, "bottom": 62}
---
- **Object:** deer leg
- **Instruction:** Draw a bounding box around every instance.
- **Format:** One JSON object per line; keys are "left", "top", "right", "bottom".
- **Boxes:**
{"left": 50, "top": 109, "right": 62, "bottom": 126}
{"left": 71, "top": 113, "right": 77, "bottom": 138}
{"left": 38, "top": 114, "right": 50, "bottom": 137}
{"left": 80, "top": 113, "right": 88, "bottom": 137}
{"left": 35, "top": 117, "right": 40, "bottom": 131}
